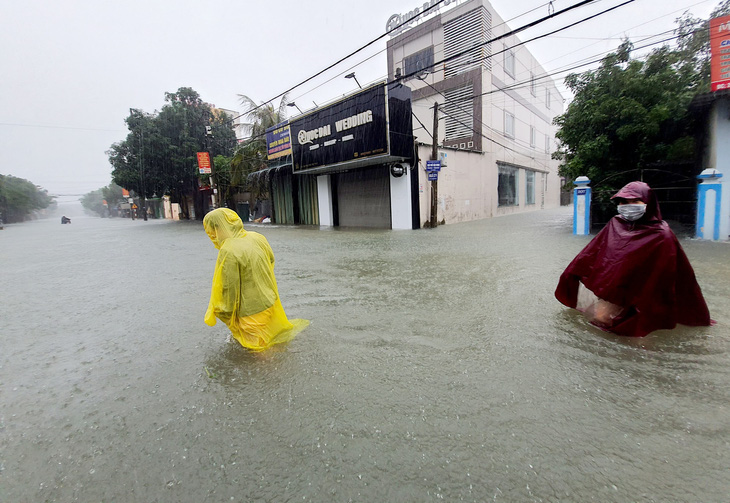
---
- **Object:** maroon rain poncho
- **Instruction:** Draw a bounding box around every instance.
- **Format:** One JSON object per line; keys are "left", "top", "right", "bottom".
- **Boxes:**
{"left": 555, "top": 181, "right": 711, "bottom": 337}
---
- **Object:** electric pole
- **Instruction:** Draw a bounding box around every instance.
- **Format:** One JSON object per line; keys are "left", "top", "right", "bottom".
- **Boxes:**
{"left": 429, "top": 102, "right": 439, "bottom": 228}
{"left": 206, "top": 125, "right": 218, "bottom": 209}
{"left": 140, "top": 128, "right": 147, "bottom": 221}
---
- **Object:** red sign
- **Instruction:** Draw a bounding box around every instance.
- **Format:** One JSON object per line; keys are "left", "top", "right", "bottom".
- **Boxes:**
{"left": 122, "top": 188, "right": 130, "bottom": 197}
{"left": 710, "top": 15, "right": 730, "bottom": 91}
{"left": 197, "top": 152, "right": 212, "bottom": 174}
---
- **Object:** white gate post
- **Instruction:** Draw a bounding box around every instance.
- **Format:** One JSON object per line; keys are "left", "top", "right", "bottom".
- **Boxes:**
{"left": 573, "top": 176, "right": 591, "bottom": 235}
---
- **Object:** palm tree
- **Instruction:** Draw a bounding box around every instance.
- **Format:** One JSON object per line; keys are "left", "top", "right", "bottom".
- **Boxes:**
{"left": 229, "top": 94, "right": 289, "bottom": 201}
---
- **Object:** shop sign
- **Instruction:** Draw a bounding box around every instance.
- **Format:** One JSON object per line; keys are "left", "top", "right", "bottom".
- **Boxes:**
{"left": 386, "top": 0, "right": 467, "bottom": 36}
{"left": 197, "top": 152, "right": 211, "bottom": 174}
{"left": 266, "top": 122, "right": 292, "bottom": 160}
{"left": 710, "top": 14, "right": 730, "bottom": 91}
{"left": 291, "top": 84, "right": 388, "bottom": 173}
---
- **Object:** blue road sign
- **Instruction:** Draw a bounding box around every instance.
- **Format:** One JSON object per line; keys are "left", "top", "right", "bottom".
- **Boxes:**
{"left": 428, "top": 171, "right": 438, "bottom": 181}
{"left": 426, "top": 160, "right": 441, "bottom": 172}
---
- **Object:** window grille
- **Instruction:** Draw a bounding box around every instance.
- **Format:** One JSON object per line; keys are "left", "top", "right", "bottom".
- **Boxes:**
{"left": 444, "top": 85, "right": 474, "bottom": 141}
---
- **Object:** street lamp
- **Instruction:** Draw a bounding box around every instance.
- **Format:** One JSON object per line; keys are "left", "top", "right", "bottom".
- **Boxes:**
{"left": 287, "top": 102, "right": 303, "bottom": 114}
{"left": 345, "top": 72, "right": 362, "bottom": 89}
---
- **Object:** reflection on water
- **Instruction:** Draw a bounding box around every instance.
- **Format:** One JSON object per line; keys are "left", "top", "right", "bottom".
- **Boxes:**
{"left": 1, "top": 207, "right": 729, "bottom": 502}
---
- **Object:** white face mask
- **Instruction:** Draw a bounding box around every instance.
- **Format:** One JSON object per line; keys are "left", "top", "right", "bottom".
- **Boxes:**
{"left": 617, "top": 203, "right": 646, "bottom": 221}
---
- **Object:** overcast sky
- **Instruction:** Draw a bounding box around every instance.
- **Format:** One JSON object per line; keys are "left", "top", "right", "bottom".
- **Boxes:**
{"left": 0, "top": 0, "right": 716, "bottom": 198}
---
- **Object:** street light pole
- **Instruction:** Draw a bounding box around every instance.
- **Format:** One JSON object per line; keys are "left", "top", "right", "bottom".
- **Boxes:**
{"left": 345, "top": 72, "right": 362, "bottom": 89}
{"left": 140, "top": 128, "right": 147, "bottom": 221}
{"left": 206, "top": 126, "right": 217, "bottom": 210}
{"left": 130, "top": 108, "right": 147, "bottom": 221}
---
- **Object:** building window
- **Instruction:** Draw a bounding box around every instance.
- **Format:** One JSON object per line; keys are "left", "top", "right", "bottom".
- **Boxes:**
{"left": 526, "top": 170, "right": 535, "bottom": 205}
{"left": 545, "top": 135, "right": 550, "bottom": 154}
{"left": 504, "top": 111, "right": 515, "bottom": 138}
{"left": 530, "top": 72, "right": 536, "bottom": 96}
{"left": 504, "top": 47, "right": 515, "bottom": 78}
{"left": 404, "top": 47, "right": 434, "bottom": 80}
{"left": 498, "top": 164, "right": 519, "bottom": 206}
{"left": 530, "top": 126, "right": 536, "bottom": 148}
{"left": 546, "top": 89, "right": 551, "bottom": 109}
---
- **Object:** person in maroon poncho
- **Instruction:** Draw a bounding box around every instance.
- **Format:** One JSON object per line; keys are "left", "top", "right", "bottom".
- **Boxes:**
{"left": 555, "top": 181, "right": 712, "bottom": 337}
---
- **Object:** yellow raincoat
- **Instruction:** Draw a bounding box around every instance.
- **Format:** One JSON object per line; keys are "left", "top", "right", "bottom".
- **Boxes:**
{"left": 203, "top": 208, "right": 309, "bottom": 350}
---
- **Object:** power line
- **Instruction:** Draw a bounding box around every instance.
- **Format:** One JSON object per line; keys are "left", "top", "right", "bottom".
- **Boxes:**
{"left": 227, "top": 0, "right": 451, "bottom": 125}
{"left": 0, "top": 122, "right": 125, "bottom": 133}
{"left": 230, "top": 0, "right": 609, "bottom": 149}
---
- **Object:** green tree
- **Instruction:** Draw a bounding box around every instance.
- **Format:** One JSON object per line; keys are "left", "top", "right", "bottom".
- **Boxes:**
{"left": 554, "top": 0, "right": 730, "bottom": 210}
{"left": 675, "top": 0, "right": 730, "bottom": 92}
{"left": 80, "top": 183, "right": 124, "bottom": 217}
{"left": 0, "top": 174, "right": 54, "bottom": 223}
{"left": 108, "top": 87, "right": 237, "bottom": 219}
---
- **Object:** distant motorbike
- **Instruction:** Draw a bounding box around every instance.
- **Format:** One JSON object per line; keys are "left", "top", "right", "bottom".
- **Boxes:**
{"left": 61, "top": 216, "right": 71, "bottom": 224}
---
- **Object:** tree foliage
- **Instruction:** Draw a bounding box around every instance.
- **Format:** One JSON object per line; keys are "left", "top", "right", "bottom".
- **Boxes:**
{"left": 225, "top": 95, "right": 290, "bottom": 203}
{"left": 553, "top": 1, "right": 730, "bottom": 204}
{"left": 0, "top": 174, "right": 54, "bottom": 223}
{"left": 554, "top": 41, "right": 699, "bottom": 184}
{"left": 80, "top": 183, "right": 124, "bottom": 217}
{"left": 108, "top": 87, "right": 237, "bottom": 218}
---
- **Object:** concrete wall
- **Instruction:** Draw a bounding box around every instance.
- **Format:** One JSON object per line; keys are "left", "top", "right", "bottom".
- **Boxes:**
{"left": 416, "top": 144, "right": 560, "bottom": 226}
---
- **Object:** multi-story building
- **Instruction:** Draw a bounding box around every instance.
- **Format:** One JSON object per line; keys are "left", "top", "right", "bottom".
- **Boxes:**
{"left": 260, "top": 0, "right": 564, "bottom": 229}
{"left": 386, "top": 0, "right": 564, "bottom": 223}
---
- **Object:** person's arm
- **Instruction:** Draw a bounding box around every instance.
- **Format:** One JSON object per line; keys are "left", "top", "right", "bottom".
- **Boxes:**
{"left": 204, "top": 251, "right": 239, "bottom": 326}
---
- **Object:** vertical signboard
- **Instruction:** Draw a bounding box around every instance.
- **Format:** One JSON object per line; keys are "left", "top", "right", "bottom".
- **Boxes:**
{"left": 197, "top": 152, "right": 212, "bottom": 174}
{"left": 266, "top": 122, "right": 292, "bottom": 160}
{"left": 710, "top": 14, "right": 730, "bottom": 91}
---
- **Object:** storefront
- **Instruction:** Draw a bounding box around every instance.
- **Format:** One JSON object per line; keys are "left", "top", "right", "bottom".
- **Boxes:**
{"left": 265, "top": 81, "right": 417, "bottom": 229}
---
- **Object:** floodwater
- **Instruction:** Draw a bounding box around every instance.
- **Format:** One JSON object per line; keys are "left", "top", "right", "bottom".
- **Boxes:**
{"left": 1, "top": 206, "right": 729, "bottom": 502}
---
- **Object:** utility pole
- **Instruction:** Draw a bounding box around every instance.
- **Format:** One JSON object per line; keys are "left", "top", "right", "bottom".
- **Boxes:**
{"left": 139, "top": 128, "right": 147, "bottom": 221}
{"left": 429, "top": 102, "right": 439, "bottom": 228}
{"left": 205, "top": 125, "right": 218, "bottom": 209}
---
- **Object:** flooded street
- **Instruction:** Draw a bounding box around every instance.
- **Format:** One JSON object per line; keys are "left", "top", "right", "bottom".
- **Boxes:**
{"left": 1, "top": 207, "right": 729, "bottom": 502}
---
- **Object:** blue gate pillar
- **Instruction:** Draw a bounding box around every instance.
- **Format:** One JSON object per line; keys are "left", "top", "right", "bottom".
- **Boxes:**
{"left": 696, "top": 169, "right": 723, "bottom": 241}
{"left": 573, "top": 176, "right": 591, "bottom": 235}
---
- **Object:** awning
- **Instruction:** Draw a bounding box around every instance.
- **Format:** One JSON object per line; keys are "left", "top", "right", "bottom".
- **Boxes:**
{"left": 247, "top": 164, "right": 291, "bottom": 182}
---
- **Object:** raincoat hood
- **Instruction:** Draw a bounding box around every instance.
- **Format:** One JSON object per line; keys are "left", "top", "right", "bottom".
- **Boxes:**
{"left": 203, "top": 208, "right": 246, "bottom": 249}
{"left": 611, "top": 181, "right": 662, "bottom": 222}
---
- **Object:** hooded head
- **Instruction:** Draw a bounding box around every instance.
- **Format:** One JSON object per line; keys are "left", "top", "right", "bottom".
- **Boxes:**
{"left": 203, "top": 208, "right": 245, "bottom": 249}
{"left": 610, "top": 181, "right": 662, "bottom": 222}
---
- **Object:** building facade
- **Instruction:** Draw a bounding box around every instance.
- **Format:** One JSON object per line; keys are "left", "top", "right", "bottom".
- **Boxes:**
{"left": 387, "top": 0, "right": 564, "bottom": 224}
{"left": 261, "top": 0, "right": 564, "bottom": 229}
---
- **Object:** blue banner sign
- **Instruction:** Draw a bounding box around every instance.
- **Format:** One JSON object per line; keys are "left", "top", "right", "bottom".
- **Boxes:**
{"left": 428, "top": 171, "right": 438, "bottom": 181}
{"left": 266, "top": 122, "right": 292, "bottom": 160}
{"left": 576, "top": 188, "right": 587, "bottom": 195}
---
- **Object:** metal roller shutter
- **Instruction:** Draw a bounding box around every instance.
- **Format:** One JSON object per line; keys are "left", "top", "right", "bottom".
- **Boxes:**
{"left": 335, "top": 166, "right": 391, "bottom": 228}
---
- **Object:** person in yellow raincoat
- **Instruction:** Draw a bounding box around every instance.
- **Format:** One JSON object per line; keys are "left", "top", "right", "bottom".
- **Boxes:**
{"left": 203, "top": 208, "right": 309, "bottom": 350}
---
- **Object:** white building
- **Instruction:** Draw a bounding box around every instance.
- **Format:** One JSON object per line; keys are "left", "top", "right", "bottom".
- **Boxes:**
{"left": 386, "top": 0, "right": 564, "bottom": 224}
{"left": 262, "top": 0, "right": 565, "bottom": 229}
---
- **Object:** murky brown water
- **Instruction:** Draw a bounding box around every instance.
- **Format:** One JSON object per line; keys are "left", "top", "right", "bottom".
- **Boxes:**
{"left": 1, "top": 206, "right": 729, "bottom": 502}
